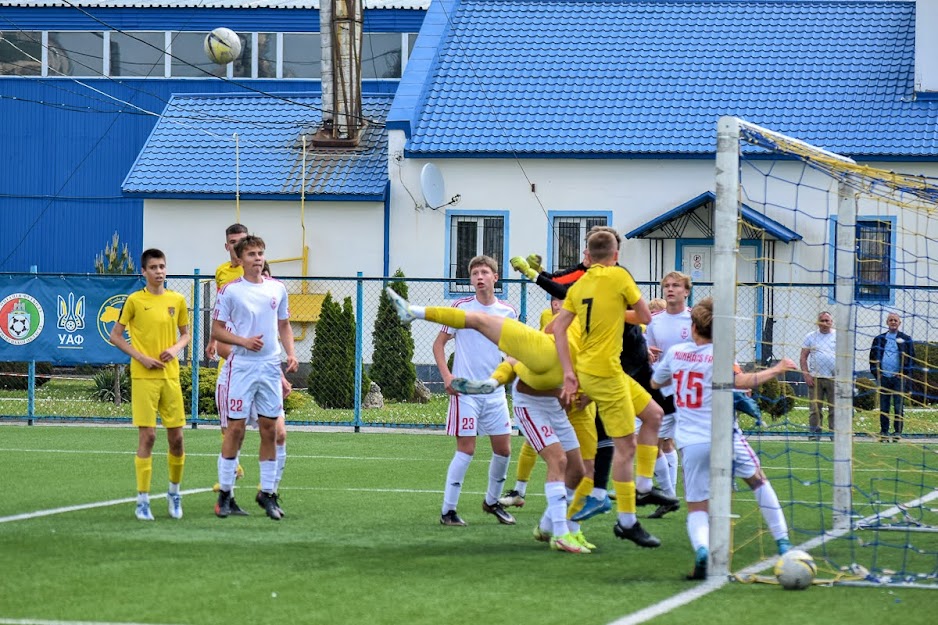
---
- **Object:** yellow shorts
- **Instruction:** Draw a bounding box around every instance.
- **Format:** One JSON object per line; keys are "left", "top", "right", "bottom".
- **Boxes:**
{"left": 132, "top": 377, "right": 186, "bottom": 429}
{"left": 498, "top": 319, "right": 562, "bottom": 390}
{"left": 578, "top": 370, "right": 650, "bottom": 438}
{"left": 567, "top": 401, "right": 597, "bottom": 460}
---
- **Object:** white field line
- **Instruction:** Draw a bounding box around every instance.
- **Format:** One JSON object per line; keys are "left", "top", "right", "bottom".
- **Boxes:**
{"left": 606, "top": 488, "right": 938, "bottom": 625}
{"left": 0, "top": 487, "right": 496, "bottom": 525}
{"left": 0, "top": 447, "right": 930, "bottom": 475}
{"left": 0, "top": 618, "right": 182, "bottom": 625}
{"left": 0, "top": 448, "right": 448, "bottom": 462}
{"left": 0, "top": 488, "right": 210, "bottom": 524}
{"left": 3, "top": 467, "right": 936, "bottom": 622}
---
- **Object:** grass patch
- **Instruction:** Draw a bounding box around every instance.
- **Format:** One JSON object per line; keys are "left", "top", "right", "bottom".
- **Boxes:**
{"left": 0, "top": 426, "right": 935, "bottom": 625}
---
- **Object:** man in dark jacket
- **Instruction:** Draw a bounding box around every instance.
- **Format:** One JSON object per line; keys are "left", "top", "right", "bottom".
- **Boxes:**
{"left": 869, "top": 312, "right": 915, "bottom": 441}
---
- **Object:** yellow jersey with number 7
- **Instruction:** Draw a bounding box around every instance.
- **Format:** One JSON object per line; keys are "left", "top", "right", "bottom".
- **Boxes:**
{"left": 562, "top": 264, "right": 642, "bottom": 377}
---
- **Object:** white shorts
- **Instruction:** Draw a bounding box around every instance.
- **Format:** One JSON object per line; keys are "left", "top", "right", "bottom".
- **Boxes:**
{"left": 633, "top": 412, "right": 675, "bottom": 439}
{"left": 217, "top": 382, "right": 259, "bottom": 428}
{"left": 680, "top": 433, "right": 761, "bottom": 503}
{"left": 658, "top": 412, "right": 676, "bottom": 439}
{"left": 445, "top": 392, "right": 511, "bottom": 437}
{"left": 221, "top": 357, "right": 284, "bottom": 421}
{"left": 511, "top": 387, "right": 579, "bottom": 453}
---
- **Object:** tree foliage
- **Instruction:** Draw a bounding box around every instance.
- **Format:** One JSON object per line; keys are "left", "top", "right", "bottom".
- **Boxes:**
{"left": 370, "top": 271, "right": 416, "bottom": 402}
{"left": 756, "top": 375, "right": 796, "bottom": 420}
{"left": 94, "top": 231, "right": 135, "bottom": 404}
{"left": 308, "top": 293, "right": 371, "bottom": 409}
{"left": 94, "top": 231, "right": 136, "bottom": 275}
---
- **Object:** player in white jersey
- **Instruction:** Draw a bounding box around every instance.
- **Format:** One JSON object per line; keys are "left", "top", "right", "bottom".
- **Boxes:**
{"left": 643, "top": 271, "right": 693, "bottom": 517}
{"left": 212, "top": 236, "right": 298, "bottom": 521}
{"left": 434, "top": 255, "right": 518, "bottom": 527}
{"left": 214, "top": 261, "right": 292, "bottom": 516}
{"left": 651, "top": 297, "right": 795, "bottom": 580}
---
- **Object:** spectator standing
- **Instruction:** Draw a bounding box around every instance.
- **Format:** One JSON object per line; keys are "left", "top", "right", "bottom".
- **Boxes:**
{"left": 869, "top": 312, "right": 914, "bottom": 441}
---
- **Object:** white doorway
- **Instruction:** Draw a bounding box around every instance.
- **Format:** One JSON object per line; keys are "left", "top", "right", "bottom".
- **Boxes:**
{"left": 680, "top": 243, "right": 761, "bottom": 362}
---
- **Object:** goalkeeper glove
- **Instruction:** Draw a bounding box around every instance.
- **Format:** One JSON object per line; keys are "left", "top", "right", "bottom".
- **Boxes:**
{"left": 509, "top": 256, "right": 539, "bottom": 281}
{"left": 525, "top": 254, "right": 543, "bottom": 273}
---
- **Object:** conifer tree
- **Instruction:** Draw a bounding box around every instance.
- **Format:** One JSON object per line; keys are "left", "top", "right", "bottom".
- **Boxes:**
{"left": 95, "top": 231, "right": 135, "bottom": 404}
{"left": 370, "top": 271, "right": 416, "bottom": 402}
{"left": 308, "top": 294, "right": 370, "bottom": 409}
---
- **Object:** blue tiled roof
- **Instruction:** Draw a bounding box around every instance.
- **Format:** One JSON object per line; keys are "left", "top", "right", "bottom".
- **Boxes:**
{"left": 389, "top": 0, "right": 938, "bottom": 158}
{"left": 123, "top": 94, "right": 393, "bottom": 198}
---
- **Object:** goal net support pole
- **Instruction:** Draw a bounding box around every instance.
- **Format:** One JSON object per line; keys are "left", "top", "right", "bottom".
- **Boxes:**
{"left": 833, "top": 180, "right": 857, "bottom": 531}
{"left": 712, "top": 116, "right": 858, "bottom": 576}
{"left": 711, "top": 116, "right": 742, "bottom": 579}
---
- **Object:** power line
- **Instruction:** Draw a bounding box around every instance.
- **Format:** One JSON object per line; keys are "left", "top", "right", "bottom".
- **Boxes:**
{"left": 55, "top": 0, "right": 387, "bottom": 128}
{"left": 0, "top": 1, "right": 213, "bottom": 270}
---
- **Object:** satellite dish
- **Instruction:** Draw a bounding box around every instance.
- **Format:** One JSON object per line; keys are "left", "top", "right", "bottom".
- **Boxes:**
{"left": 420, "top": 163, "right": 446, "bottom": 209}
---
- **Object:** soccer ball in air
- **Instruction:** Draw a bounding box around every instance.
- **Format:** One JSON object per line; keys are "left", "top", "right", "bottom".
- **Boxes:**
{"left": 204, "top": 28, "right": 242, "bottom": 65}
{"left": 774, "top": 549, "right": 817, "bottom": 590}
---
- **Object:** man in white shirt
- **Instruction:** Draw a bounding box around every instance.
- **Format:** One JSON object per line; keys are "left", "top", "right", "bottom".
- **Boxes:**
{"left": 211, "top": 236, "right": 298, "bottom": 520}
{"left": 433, "top": 255, "right": 517, "bottom": 526}
{"left": 800, "top": 311, "right": 836, "bottom": 441}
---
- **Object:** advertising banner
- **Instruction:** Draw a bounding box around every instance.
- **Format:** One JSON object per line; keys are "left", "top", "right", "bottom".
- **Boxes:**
{"left": 0, "top": 275, "right": 145, "bottom": 365}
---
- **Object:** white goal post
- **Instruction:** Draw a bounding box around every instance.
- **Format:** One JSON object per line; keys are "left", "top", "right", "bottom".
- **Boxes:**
{"left": 711, "top": 116, "right": 859, "bottom": 578}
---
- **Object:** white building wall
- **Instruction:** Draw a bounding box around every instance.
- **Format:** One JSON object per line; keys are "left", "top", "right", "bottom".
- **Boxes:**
{"left": 389, "top": 138, "right": 938, "bottom": 368}
{"left": 143, "top": 198, "right": 385, "bottom": 277}
{"left": 145, "top": 197, "right": 387, "bottom": 366}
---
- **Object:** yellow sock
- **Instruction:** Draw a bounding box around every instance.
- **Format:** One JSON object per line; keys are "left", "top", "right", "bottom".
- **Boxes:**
{"left": 168, "top": 452, "right": 185, "bottom": 485}
{"left": 613, "top": 480, "right": 636, "bottom": 514}
{"left": 567, "top": 476, "right": 594, "bottom": 519}
{"left": 516, "top": 441, "right": 538, "bottom": 482}
{"left": 491, "top": 361, "right": 516, "bottom": 386}
{"left": 425, "top": 307, "right": 466, "bottom": 328}
{"left": 636, "top": 444, "right": 657, "bottom": 481}
{"left": 134, "top": 456, "right": 153, "bottom": 494}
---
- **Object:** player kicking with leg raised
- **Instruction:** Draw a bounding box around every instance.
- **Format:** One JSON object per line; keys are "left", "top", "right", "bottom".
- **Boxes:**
{"left": 651, "top": 297, "right": 794, "bottom": 579}
{"left": 211, "top": 236, "right": 298, "bottom": 520}
{"left": 390, "top": 292, "right": 595, "bottom": 549}
{"left": 110, "top": 249, "right": 191, "bottom": 520}
{"left": 387, "top": 249, "right": 672, "bottom": 546}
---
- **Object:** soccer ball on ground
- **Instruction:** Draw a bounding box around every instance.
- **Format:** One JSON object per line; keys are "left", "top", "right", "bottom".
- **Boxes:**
{"left": 774, "top": 549, "right": 817, "bottom": 590}
{"left": 204, "top": 27, "right": 242, "bottom": 65}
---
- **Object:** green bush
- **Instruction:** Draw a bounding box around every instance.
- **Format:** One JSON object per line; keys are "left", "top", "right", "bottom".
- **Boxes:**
{"left": 910, "top": 341, "right": 938, "bottom": 405}
{"left": 308, "top": 294, "right": 371, "bottom": 409}
{"left": 370, "top": 271, "right": 417, "bottom": 402}
{"left": 284, "top": 389, "right": 310, "bottom": 414}
{"left": 90, "top": 365, "right": 131, "bottom": 402}
{"left": 179, "top": 365, "right": 219, "bottom": 415}
{"left": 853, "top": 376, "right": 877, "bottom": 411}
{"left": 755, "top": 375, "right": 796, "bottom": 420}
{"left": 0, "top": 361, "right": 53, "bottom": 390}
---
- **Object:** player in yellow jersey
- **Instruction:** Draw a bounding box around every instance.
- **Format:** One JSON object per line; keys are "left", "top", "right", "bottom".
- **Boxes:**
{"left": 110, "top": 249, "right": 191, "bottom": 521}
{"left": 387, "top": 287, "right": 595, "bottom": 552}
{"left": 553, "top": 229, "right": 675, "bottom": 548}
